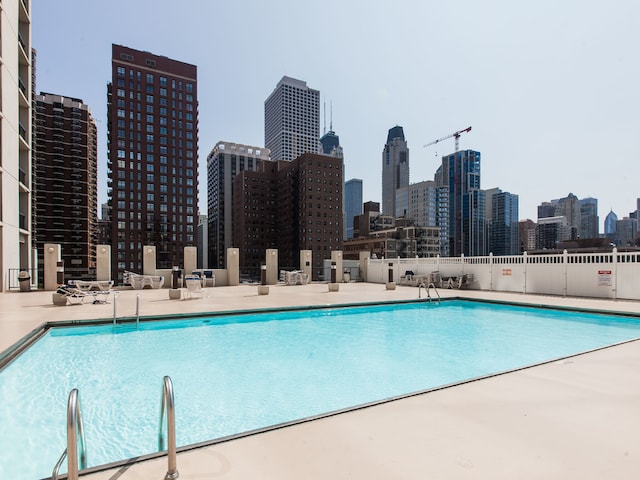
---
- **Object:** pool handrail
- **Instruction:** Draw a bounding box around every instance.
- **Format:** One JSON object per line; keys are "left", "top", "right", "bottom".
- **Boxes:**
{"left": 418, "top": 282, "right": 441, "bottom": 303}
{"left": 52, "top": 388, "right": 87, "bottom": 480}
{"left": 158, "top": 375, "right": 179, "bottom": 480}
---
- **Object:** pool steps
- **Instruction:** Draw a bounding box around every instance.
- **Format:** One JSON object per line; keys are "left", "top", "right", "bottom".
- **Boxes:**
{"left": 52, "top": 389, "right": 86, "bottom": 480}
{"left": 53, "top": 376, "right": 178, "bottom": 480}
{"left": 112, "top": 292, "right": 141, "bottom": 330}
{"left": 418, "top": 282, "right": 441, "bottom": 303}
{"left": 159, "top": 376, "right": 179, "bottom": 479}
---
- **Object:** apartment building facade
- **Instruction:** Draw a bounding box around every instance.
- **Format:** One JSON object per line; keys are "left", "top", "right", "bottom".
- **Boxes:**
{"left": 107, "top": 44, "right": 198, "bottom": 282}
{"left": 0, "top": 0, "right": 33, "bottom": 289}
{"left": 207, "top": 141, "right": 270, "bottom": 268}
{"left": 233, "top": 152, "right": 343, "bottom": 280}
{"left": 34, "top": 93, "right": 97, "bottom": 282}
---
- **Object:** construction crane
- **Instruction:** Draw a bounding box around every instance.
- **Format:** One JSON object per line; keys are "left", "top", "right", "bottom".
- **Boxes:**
{"left": 423, "top": 126, "right": 472, "bottom": 152}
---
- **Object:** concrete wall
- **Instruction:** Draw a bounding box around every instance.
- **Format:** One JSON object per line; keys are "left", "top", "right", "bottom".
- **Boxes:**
{"left": 300, "top": 250, "right": 312, "bottom": 280}
{"left": 43, "top": 244, "right": 61, "bottom": 291}
{"left": 331, "top": 250, "right": 343, "bottom": 282}
{"left": 143, "top": 246, "right": 156, "bottom": 275}
{"left": 184, "top": 246, "right": 197, "bottom": 275}
{"left": 96, "top": 245, "right": 111, "bottom": 281}
{"left": 227, "top": 248, "right": 239, "bottom": 286}
{"left": 364, "top": 249, "right": 640, "bottom": 300}
{"left": 266, "top": 249, "right": 278, "bottom": 285}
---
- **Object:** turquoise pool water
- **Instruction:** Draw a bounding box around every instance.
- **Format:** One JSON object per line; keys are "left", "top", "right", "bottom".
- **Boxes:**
{"left": 2, "top": 300, "right": 640, "bottom": 480}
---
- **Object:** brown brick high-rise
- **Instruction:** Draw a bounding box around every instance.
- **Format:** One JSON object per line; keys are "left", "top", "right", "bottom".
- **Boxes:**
{"left": 108, "top": 45, "right": 198, "bottom": 283}
{"left": 34, "top": 93, "right": 98, "bottom": 284}
{"left": 234, "top": 153, "right": 343, "bottom": 280}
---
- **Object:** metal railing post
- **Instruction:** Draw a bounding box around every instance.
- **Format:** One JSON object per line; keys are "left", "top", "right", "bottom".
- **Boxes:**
{"left": 113, "top": 292, "right": 118, "bottom": 330}
{"left": 52, "top": 389, "right": 86, "bottom": 480}
{"left": 159, "top": 375, "right": 179, "bottom": 480}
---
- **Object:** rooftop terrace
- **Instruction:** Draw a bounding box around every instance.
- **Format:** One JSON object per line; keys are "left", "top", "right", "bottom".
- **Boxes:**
{"left": 2, "top": 283, "right": 639, "bottom": 479}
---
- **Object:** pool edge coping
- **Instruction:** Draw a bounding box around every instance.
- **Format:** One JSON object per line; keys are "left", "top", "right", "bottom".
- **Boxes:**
{"left": 5, "top": 294, "right": 640, "bottom": 373}
{"left": 71, "top": 332, "right": 640, "bottom": 479}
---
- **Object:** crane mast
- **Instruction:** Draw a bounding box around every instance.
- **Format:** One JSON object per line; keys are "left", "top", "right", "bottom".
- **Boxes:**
{"left": 423, "top": 126, "right": 472, "bottom": 152}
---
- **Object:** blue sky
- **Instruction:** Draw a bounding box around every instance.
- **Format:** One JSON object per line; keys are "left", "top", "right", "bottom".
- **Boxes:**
{"left": 33, "top": 0, "right": 640, "bottom": 228}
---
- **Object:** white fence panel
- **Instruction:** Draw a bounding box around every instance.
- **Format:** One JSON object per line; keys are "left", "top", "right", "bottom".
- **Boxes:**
{"left": 363, "top": 249, "right": 640, "bottom": 300}
{"left": 488, "top": 256, "right": 524, "bottom": 293}
{"left": 615, "top": 252, "right": 640, "bottom": 300}
{"left": 524, "top": 257, "right": 567, "bottom": 296}
{"left": 565, "top": 253, "right": 615, "bottom": 298}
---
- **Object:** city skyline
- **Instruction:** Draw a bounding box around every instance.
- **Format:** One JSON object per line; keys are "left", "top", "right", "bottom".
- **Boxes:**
{"left": 32, "top": 1, "right": 640, "bottom": 229}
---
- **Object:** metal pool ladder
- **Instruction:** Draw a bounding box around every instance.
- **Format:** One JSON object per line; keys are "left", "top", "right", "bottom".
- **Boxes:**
{"left": 418, "top": 282, "right": 441, "bottom": 303}
{"left": 52, "top": 389, "right": 87, "bottom": 480}
{"left": 159, "top": 375, "right": 179, "bottom": 479}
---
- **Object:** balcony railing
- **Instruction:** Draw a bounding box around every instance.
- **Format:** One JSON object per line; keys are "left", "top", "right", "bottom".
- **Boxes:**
{"left": 17, "top": 32, "right": 26, "bottom": 52}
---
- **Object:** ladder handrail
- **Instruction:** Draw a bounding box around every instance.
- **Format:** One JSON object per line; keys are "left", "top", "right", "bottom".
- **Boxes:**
{"left": 427, "top": 282, "right": 441, "bottom": 302}
{"left": 52, "top": 388, "right": 87, "bottom": 480}
{"left": 418, "top": 282, "right": 441, "bottom": 303}
{"left": 158, "top": 375, "right": 179, "bottom": 480}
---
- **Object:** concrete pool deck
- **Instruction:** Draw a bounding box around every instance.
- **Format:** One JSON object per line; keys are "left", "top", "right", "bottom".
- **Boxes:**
{"left": 2, "top": 283, "right": 640, "bottom": 479}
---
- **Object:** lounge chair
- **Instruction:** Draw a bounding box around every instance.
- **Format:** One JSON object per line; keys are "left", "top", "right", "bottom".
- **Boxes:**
{"left": 399, "top": 270, "right": 416, "bottom": 286}
{"left": 184, "top": 275, "right": 208, "bottom": 299}
{"left": 202, "top": 270, "right": 215, "bottom": 287}
{"left": 72, "top": 280, "right": 114, "bottom": 291}
{"left": 124, "top": 271, "right": 164, "bottom": 289}
{"left": 55, "top": 285, "right": 111, "bottom": 305}
{"left": 280, "top": 270, "right": 309, "bottom": 286}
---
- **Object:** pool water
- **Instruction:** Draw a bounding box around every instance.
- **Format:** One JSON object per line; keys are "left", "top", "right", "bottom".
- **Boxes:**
{"left": 2, "top": 300, "right": 640, "bottom": 480}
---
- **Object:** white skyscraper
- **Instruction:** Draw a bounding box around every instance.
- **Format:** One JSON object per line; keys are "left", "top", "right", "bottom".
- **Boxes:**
{"left": 264, "top": 76, "right": 320, "bottom": 161}
{"left": 1, "top": 0, "right": 33, "bottom": 290}
{"left": 396, "top": 180, "right": 438, "bottom": 226}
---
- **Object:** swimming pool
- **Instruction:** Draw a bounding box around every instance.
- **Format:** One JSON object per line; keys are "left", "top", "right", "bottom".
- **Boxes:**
{"left": 1, "top": 299, "right": 640, "bottom": 480}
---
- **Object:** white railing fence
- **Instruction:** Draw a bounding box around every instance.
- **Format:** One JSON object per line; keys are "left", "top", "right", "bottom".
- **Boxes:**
{"left": 366, "top": 249, "right": 640, "bottom": 300}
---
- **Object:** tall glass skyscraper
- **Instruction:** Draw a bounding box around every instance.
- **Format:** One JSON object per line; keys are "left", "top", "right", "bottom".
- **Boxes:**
{"left": 604, "top": 210, "right": 618, "bottom": 238}
{"left": 579, "top": 197, "right": 599, "bottom": 239}
{"left": 344, "top": 179, "right": 363, "bottom": 239}
{"left": 381, "top": 126, "right": 409, "bottom": 217}
{"left": 264, "top": 76, "right": 320, "bottom": 161}
{"left": 436, "top": 150, "right": 486, "bottom": 256}
{"left": 486, "top": 188, "right": 519, "bottom": 256}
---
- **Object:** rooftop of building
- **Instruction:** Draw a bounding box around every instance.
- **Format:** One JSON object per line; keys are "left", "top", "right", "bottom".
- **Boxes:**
{"left": 1, "top": 284, "right": 639, "bottom": 479}
{"left": 386, "top": 125, "right": 405, "bottom": 143}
